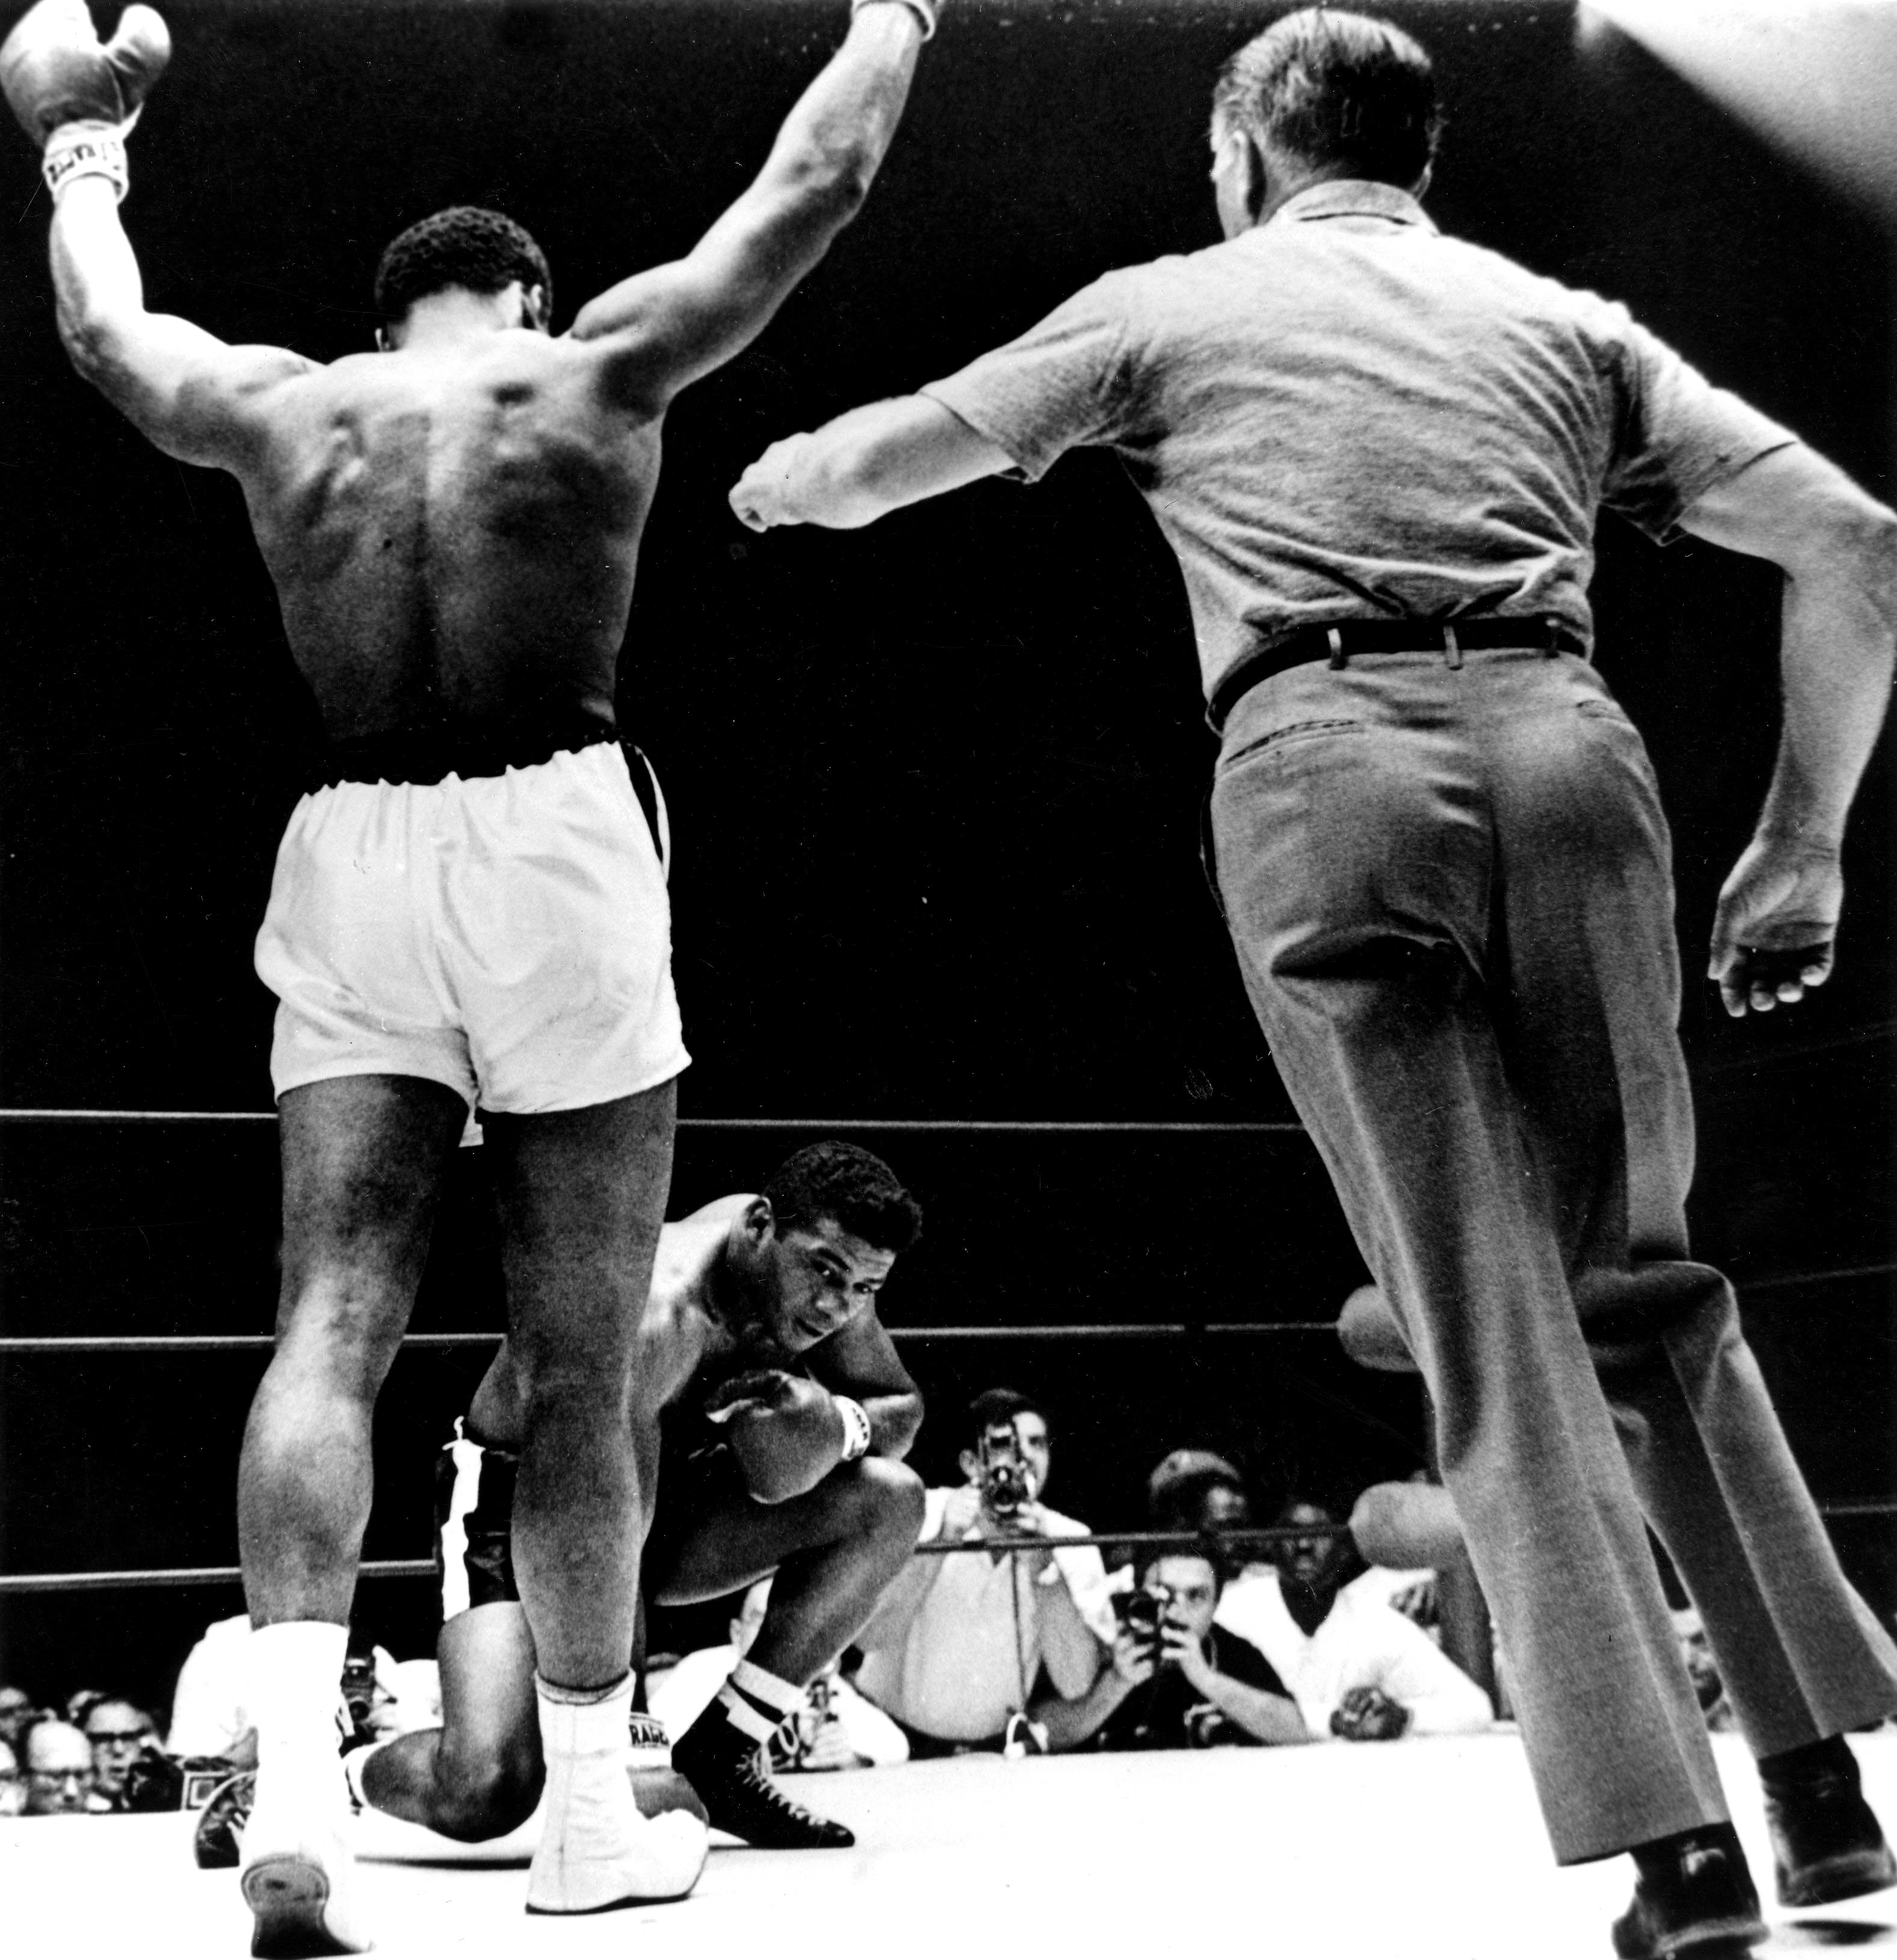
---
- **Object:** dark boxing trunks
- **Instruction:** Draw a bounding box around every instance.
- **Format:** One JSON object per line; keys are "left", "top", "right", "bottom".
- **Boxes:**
{"left": 433, "top": 1416, "right": 750, "bottom": 1616}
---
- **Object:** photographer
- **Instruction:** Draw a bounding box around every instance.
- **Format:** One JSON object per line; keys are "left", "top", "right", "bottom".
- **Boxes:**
{"left": 1044, "top": 1549, "right": 1309, "bottom": 1752}
{"left": 854, "top": 1388, "right": 1114, "bottom": 1752}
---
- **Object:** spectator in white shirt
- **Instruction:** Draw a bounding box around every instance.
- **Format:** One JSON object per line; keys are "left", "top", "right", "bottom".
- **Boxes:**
{"left": 168, "top": 1612, "right": 412, "bottom": 1766}
{"left": 165, "top": 1613, "right": 258, "bottom": 1765}
{"left": 1217, "top": 1496, "right": 1492, "bottom": 1741}
{"left": 852, "top": 1388, "right": 1114, "bottom": 1751}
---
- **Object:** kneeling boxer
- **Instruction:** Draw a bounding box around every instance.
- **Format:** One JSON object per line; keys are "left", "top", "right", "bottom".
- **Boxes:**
{"left": 353, "top": 1142, "right": 927, "bottom": 1851}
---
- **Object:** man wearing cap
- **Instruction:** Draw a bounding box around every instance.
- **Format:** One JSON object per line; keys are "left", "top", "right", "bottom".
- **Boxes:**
{"left": 1144, "top": 1447, "right": 1285, "bottom": 1631}
{"left": 1147, "top": 1448, "right": 1254, "bottom": 1540}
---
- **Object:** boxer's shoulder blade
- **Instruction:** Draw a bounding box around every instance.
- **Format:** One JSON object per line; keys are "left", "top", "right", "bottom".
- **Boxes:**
{"left": 240, "top": 335, "right": 660, "bottom": 730}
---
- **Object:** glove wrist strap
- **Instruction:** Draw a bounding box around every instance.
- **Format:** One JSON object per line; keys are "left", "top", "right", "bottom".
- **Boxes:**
{"left": 43, "top": 120, "right": 129, "bottom": 203}
{"left": 833, "top": 1394, "right": 872, "bottom": 1462}
{"left": 851, "top": 0, "right": 936, "bottom": 43}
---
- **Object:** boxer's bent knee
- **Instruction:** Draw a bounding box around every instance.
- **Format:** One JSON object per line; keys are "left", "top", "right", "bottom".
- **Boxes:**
{"left": 843, "top": 1457, "right": 927, "bottom": 1554}
{"left": 429, "top": 1739, "right": 543, "bottom": 1842}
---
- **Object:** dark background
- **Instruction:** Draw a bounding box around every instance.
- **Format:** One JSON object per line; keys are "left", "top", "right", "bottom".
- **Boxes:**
{"left": 0, "top": 0, "right": 1891, "bottom": 1718}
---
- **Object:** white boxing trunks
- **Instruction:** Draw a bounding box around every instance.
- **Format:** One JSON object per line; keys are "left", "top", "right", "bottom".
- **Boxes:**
{"left": 255, "top": 739, "right": 688, "bottom": 1112}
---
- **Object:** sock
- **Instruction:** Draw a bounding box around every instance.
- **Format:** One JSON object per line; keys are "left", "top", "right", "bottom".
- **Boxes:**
{"left": 715, "top": 1659, "right": 801, "bottom": 1745}
{"left": 538, "top": 1673, "right": 635, "bottom": 1768}
{"left": 248, "top": 1621, "right": 349, "bottom": 1784}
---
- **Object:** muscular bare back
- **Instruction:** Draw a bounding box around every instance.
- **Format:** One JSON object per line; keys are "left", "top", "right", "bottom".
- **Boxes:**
{"left": 234, "top": 332, "right": 659, "bottom": 742}
{"left": 44, "top": 7, "right": 929, "bottom": 747}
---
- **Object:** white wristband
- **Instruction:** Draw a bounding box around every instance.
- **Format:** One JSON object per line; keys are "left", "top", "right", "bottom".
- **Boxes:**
{"left": 852, "top": 0, "right": 936, "bottom": 42}
{"left": 834, "top": 1394, "right": 872, "bottom": 1462}
{"left": 43, "top": 121, "right": 129, "bottom": 203}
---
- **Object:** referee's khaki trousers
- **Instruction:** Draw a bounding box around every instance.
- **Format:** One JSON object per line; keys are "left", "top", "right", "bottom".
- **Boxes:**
{"left": 1208, "top": 643, "right": 1897, "bottom": 1864}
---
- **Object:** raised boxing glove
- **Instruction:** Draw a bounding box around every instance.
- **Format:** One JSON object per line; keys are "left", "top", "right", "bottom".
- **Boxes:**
{"left": 2, "top": 0, "right": 168, "bottom": 199}
{"left": 2, "top": 0, "right": 170, "bottom": 143}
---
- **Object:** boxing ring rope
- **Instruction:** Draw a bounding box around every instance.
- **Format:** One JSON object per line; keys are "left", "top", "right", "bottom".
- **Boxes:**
{"left": 2, "top": 1104, "right": 1891, "bottom": 1600}
{"left": 0, "top": 1109, "right": 1306, "bottom": 1134}
{"left": 8, "top": 1502, "right": 1897, "bottom": 1598}
{"left": 0, "top": 1526, "right": 1580, "bottom": 1598}
{"left": 0, "top": 1325, "right": 1343, "bottom": 1355}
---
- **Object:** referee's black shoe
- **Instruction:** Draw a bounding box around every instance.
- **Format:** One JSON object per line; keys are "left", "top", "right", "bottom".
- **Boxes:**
{"left": 1762, "top": 1739, "right": 1897, "bottom": 1908}
{"left": 1611, "top": 1826, "right": 1767, "bottom": 1960}
{"left": 670, "top": 1704, "right": 854, "bottom": 1849}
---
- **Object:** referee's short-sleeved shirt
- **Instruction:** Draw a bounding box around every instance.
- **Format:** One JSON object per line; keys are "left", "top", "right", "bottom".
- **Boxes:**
{"left": 921, "top": 180, "right": 1797, "bottom": 703}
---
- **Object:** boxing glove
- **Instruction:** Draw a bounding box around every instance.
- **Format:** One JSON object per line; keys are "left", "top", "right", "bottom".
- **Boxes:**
{"left": 704, "top": 1369, "right": 851, "bottom": 1502}
{"left": 1336, "top": 1282, "right": 1419, "bottom": 1374}
{"left": 2, "top": 0, "right": 170, "bottom": 149}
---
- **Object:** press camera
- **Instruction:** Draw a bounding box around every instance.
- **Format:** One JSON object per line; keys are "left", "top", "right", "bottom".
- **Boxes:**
{"left": 1113, "top": 1581, "right": 1178, "bottom": 1662}
{"left": 977, "top": 1418, "right": 1037, "bottom": 1517}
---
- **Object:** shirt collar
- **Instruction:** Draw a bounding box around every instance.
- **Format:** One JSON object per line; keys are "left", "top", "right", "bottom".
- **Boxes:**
{"left": 1265, "top": 179, "right": 1436, "bottom": 234}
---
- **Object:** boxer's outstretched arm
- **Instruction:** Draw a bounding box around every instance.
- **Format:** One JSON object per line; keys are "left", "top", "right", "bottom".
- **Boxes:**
{"left": 730, "top": 394, "right": 1011, "bottom": 530}
{"left": 52, "top": 176, "right": 309, "bottom": 468}
{"left": 572, "top": 1, "right": 935, "bottom": 409}
{"left": 1680, "top": 444, "right": 1897, "bottom": 1015}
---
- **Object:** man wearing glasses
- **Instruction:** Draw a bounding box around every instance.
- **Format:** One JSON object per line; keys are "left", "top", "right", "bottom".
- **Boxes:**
{"left": 20, "top": 1717, "right": 101, "bottom": 1815}
{"left": 81, "top": 1697, "right": 156, "bottom": 1811}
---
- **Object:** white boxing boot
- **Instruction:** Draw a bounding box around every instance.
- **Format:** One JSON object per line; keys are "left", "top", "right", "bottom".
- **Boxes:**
{"left": 241, "top": 1623, "right": 372, "bottom": 1957}
{"left": 526, "top": 1674, "right": 707, "bottom": 1915}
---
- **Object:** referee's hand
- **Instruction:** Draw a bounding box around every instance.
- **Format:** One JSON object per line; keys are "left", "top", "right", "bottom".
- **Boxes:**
{"left": 1708, "top": 833, "right": 1840, "bottom": 1017}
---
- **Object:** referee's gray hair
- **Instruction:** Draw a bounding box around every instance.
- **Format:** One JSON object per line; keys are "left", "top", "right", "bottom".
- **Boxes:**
{"left": 1212, "top": 8, "right": 1443, "bottom": 189}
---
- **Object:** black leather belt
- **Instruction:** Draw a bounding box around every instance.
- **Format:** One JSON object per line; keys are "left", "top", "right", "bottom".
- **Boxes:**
{"left": 1206, "top": 614, "right": 1583, "bottom": 733}
{"left": 313, "top": 717, "right": 616, "bottom": 790}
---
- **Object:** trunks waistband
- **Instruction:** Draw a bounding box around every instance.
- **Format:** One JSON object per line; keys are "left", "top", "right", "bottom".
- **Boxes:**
{"left": 1206, "top": 614, "right": 1584, "bottom": 735}
{"left": 313, "top": 717, "right": 617, "bottom": 791}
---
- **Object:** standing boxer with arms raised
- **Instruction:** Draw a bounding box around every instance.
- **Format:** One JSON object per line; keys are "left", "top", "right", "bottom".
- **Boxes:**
{"left": 2, "top": 0, "right": 941, "bottom": 1948}
{"left": 731, "top": 11, "right": 1897, "bottom": 1956}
